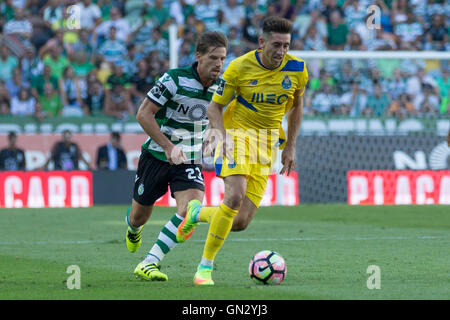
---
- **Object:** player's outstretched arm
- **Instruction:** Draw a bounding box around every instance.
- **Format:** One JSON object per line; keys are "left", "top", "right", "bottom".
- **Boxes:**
{"left": 280, "top": 91, "right": 304, "bottom": 176}
{"left": 136, "top": 98, "right": 186, "bottom": 165}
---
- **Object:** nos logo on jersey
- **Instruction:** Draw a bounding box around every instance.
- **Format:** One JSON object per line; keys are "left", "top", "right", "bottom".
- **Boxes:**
{"left": 177, "top": 104, "right": 207, "bottom": 121}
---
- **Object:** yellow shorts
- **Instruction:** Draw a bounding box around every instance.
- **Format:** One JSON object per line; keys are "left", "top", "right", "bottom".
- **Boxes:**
{"left": 213, "top": 133, "right": 277, "bottom": 208}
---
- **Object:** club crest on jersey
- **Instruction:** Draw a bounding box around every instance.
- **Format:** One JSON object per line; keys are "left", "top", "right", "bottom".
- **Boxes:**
{"left": 281, "top": 75, "right": 292, "bottom": 89}
{"left": 216, "top": 78, "right": 226, "bottom": 96}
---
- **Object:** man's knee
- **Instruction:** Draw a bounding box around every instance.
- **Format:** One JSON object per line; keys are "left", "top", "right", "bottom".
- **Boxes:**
{"left": 231, "top": 219, "right": 248, "bottom": 232}
{"left": 225, "top": 192, "right": 245, "bottom": 210}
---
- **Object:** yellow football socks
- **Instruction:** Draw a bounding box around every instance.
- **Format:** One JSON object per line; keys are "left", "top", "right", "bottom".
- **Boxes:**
{"left": 201, "top": 203, "right": 238, "bottom": 261}
{"left": 199, "top": 206, "right": 217, "bottom": 224}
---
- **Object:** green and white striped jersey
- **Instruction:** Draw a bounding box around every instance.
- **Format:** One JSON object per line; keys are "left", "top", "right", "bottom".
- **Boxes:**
{"left": 143, "top": 62, "right": 219, "bottom": 163}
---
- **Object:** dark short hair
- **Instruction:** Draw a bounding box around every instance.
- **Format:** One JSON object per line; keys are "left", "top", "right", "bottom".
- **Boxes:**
{"left": 196, "top": 31, "right": 228, "bottom": 55}
{"left": 8, "top": 131, "right": 17, "bottom": 139}
{"left": 261, "top": 16, "right": 293, "bottom": 36}
{"left": 111, "top": 131, "right": 121, "bottom": 140}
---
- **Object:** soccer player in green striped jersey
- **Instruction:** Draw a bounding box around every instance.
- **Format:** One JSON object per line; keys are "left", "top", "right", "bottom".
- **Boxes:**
{"left": 125, "top": 31, "right": 228, "bottom": 281}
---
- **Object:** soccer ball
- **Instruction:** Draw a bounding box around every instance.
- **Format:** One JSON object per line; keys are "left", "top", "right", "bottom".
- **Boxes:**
{"left": 249, "top": 250, "right": 286, "bottom": 285}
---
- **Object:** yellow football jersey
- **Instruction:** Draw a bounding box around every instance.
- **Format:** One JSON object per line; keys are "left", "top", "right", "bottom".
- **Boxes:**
{"left": 212, "top": 49, "right": 308, "bottom": 132}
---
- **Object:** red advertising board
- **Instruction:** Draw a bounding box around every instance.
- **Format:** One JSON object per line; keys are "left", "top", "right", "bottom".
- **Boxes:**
{"left": 348, "top": 170, "right": 450, "bottom": 205}
{"left": 0, "top": 171, "right": 298, "bottom": 208}
{"left": 0, "top": 171, "right": 93, "bottom": 208}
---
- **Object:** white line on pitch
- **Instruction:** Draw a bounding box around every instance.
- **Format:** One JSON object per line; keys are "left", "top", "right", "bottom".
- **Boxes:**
{"left": 0, "top": 235, "right": 448, "bottom": 245}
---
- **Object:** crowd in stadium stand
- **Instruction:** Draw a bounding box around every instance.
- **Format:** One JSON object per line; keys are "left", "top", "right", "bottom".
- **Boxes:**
{"left": 0, "top": 0, "right": 448, "bottom": 120}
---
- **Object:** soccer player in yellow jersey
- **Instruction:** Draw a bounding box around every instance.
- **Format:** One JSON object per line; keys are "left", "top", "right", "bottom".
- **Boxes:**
{"left": 177, "top": 16, "right": 308, "bottom": 285}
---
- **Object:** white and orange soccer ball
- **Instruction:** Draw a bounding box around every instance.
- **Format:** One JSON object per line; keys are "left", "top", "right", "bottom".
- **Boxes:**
{"left": 249, "top": 250, "right": 287, "bottom": 285}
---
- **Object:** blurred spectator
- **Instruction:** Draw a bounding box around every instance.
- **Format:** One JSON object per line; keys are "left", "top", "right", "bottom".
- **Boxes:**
{"left": 94, "top": 6, "right": 130, "bottom": 45}
{"left": 42, "top": 0, "right": 63, "bottom": 28}
{"left": 195, "top": 0, "right": 220, "bottom": 31}
{"left": 221, "top": 0, "right": 245, "bottom": 28}
{"left": 30, "top": 64, "right": 58, "bottom": 100}
{"left": 303, "top": 24, "right": 327, "bottom": 51}
{"left": 27, "top": 2, "right": 53, "bottom": 50}
{"left": 170, "top": 0, "right": 195, "bottom": 25}
{"left": 142, "top": 27, "right": 169, "bottom": 59}
{"left": 242, "top": 9, "right": 264, "bottom": 50}
{"left": 424, "top": 14, "right": 448, "bottom": 51}
{"left": 39, "top": 29, "right": 72, "bottom": 59}
{"left": 74, "top": 0, "right": 102, "bottom": 33}
{"left": 335, "top": 61, "right": 356, "bottom": 94}
{"left": 72, "top": 51, "right": 95, "bottom": 79}
{"left": 49, "top": 5, "right": 79, "bottom": 46}
{"left": 97, "top": 0, "right": 115, "bottom": 21}
{"left": 436, "top": 67, "right": 449, "bottom": 114}
{"left": 367, "top": 26, "right": 397, "bottom": 51}
{"left": 145, "top": 0, "right": 171, "bottom": 29}
{"left": 127, "top": 11, "right": 155, "bottom": 50}
{"left": 340, "top": 80, "right": 368, "bottom": 116}
{"left": 42, "top": 45, "right": 70, "bottom": 80}
{"left": 124, "top": 0, "right": 146, "bottom": 21}
{"left": 6, "top": 67, "right": 29, "bottom": 98}
{"left": 98, "top": 25, "right": 127, "bottom": 66}
{"left": 365, "top": 84, "right": 391, "bottom": 116}
{"left": 343, "top": 0, "right": 367, "bottom": 30}
{"left": 387, "top": 68, "right": 407, "bottom": 100}
{"left": 39, "top": 82, "right": 63, "bottom": 117}
{"left": 20, "top": 45, "right": 44, "bottom": 82}
{"left": 311, "top": 84, "right": 339, "bottom": 114}
{"left": 406, "top": 68, "right": 438, "bottom": 100}
{"left": 0, "top": 0, "right": 16, "bottom": 26}
{"left": 71, "top": 29, "right": 95, "bottom": 62}
{"left": 223, "top": 44, "right": 245, "bottom": 70}
{"left": 413, "top": 83, "right": 440, "bottom": 115}
{"left": 387, "top": 93, "right": 415, "bottom": 119}
{"left": 105, "top": 63, "right": 131, "bottom": 92}
{"left": 42, "top": 129, "right": 91, "bottom": 170}
{"left": 391, "top": 0, "right": 409, "bottom": 26}
{"left": 321, "top": 0, "right": 344, "bottom": 23}
{"left": 326, "top": 10, "right": 348, "bottom": 50}
{"left": 0, "top": 80, "right": 11, "bottom": 114}
{"left": 96, "top": 131, "right": 127, "bottom": 170}
{"left": 394, "top": 9, "right": 423, "bottom": 50}
{"left": 10, "top": 87, "right": 36, "bottom": 116}
{"left": 84, "top": 80, "right": 105, "bottom": 116}
{"left": 209, "top": 10, "right": 230, "bottom": 36}
{"left": 0, "top": 102, "right": 10, "bottom": 115}
{"left": 121, "top": 44, "right": 141, "bottom": 77}
{"left": 3, "top": 6, "right": 33, "bottom": 44}
{"left": 344, "top": 29, "right": 366, "bottom": 51}
{"left": 178, "top": 36, "right": 196, "bottom": 67}
{"left": 59, "top": 66, "right": 88, "bottom": 117}
{"left": 103, "top": 83, "right": 134, "bottom": 120}
{"left": 0, "top": 131, "right": 26, "bottom": 171}
{"left": 294, "top": 9, "right": 327, "bottom": 45}
{"left": 130, "top": 59, "right": 155, "bottom": 103}
{"left": 274, "top": 0, "right": 296, "bottom": 21}
{"left": 0, "top": 46, "right": 18, "bottom": 83}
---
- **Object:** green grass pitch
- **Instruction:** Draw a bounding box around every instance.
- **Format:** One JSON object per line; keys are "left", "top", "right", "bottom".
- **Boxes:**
{"left": 0, "top": 204, "right": 449, "bottom": 300}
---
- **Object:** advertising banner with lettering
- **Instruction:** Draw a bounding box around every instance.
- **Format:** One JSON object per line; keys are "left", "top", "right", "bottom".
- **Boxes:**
{"left": 348, "top": 170, "right": 450, "bottom": 205}
{"left": 0, "top": 171, "right": 93, "bottom": 208}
